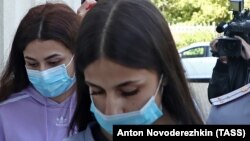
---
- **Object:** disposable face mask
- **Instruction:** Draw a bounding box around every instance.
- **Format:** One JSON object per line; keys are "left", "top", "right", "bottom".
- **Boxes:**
{"left": 26, "top": 56, "right": 76, "bottom": 98}
{"left": 90, "top": 75, "right": 164, "bottom": 134}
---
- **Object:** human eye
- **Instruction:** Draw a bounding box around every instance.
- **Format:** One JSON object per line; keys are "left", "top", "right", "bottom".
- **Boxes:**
{"left": 89, "top": 87, "right": 105, "bottom": 95}
{"left": 26, "top": 62, "right": 38, "bottom": 68}
{"left": 48, "top": 61, "right": 60, "bottom": 66}
{"left": 48, "top": 59, "right": 62, "bottom": 67}
{"left": 91, "top": 90, "right": 104, "bottom": 95}
{"left": 121, "top": 89, "right": 139, "bottom": 96}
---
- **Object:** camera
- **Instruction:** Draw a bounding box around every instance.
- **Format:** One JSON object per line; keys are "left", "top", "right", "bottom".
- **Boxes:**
{"left": 215, "top": 0, "right": 250, "bottom": 57}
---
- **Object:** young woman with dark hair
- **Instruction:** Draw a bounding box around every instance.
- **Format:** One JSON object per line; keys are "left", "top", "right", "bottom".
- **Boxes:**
{"left": 0, "top": 3, "right": 81, "bottom": 141}
{"left": 66, "top": 0, "right": 203, "bottom": 140}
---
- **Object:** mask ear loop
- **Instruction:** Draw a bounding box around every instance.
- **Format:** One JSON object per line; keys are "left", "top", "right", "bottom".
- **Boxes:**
{"left": 65, "top": 56, "right": 75, "bottom": 79}
{"left": 155, "top": 74, "right": 164, "bottom": 96}
{"left": 155, "top": 74, "right": 164, "bottom": 111}
{"left": 89, "top": 88, "right": 95, "bottom": 106}
{"left": 66, "top": 55, "right": 74, "bottom": 68}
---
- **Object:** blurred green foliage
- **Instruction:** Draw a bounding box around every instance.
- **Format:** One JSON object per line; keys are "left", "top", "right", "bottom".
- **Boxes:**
{"left": 151, "top": 0, "right": 231, "bottom": 24}
{"left": 174, "top": 31, "right": 216, "bottom": 49}
{"left": 151, "top": 0, "right": 233, "bottom": 48}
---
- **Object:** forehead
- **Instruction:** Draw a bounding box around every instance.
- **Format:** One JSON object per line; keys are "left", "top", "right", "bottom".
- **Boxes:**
{"left": 23, "top": 39, "right": 71, "bottom": 57}
{"left": 84, "top": 58, "right": 157, "bottom": 87}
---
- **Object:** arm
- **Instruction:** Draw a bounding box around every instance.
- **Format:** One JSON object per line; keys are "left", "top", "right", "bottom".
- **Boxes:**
{"left": 208, "top": 59, "right": 231, "bottom": 103}
{"left": 208, "top": 36, "right": 250, "bottom": 103}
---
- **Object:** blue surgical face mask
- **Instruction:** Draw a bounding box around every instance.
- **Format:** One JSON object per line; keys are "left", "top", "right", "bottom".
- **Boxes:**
{"left": 26, "top": 56, "right": 76, "bottom": 98}
{"left": 90, "top": 75, "right": 164, "bottom": 134}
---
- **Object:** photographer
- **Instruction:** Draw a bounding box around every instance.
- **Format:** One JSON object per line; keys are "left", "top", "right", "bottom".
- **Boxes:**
{"left": 207, "top": 35, "right": 250, "bottom": 124}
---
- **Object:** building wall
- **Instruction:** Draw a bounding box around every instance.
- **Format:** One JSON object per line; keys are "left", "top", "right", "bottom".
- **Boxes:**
{"left": 0, "top": 0, "right": 80, "bottom": 72}
{"left": 0, "top": 0, "right": 3, "bottom": 72}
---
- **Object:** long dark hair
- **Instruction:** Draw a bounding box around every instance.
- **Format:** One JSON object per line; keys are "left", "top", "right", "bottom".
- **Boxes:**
{"left": 70, "top": 0, "right": 203, "bottom": 132}
{"left": 0, "top": 3, "right": 80, "bottom": 102}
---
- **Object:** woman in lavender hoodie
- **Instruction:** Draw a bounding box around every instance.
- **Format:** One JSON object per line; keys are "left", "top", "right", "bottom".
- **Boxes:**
{"left": 0, "top": 3, "right": 81, "bottom": 141}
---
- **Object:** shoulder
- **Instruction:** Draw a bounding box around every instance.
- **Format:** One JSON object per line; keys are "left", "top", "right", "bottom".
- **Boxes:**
{"left": 207, "top": 92, "right": 250, "bottom": 124}
{"left": 0, "top": 87, "right": 32, "bottom": 107}
{"left": 64, "top": 123, "right": 95, "bottom": 141}
{"left": 209, "top": 83, "right": 250, "bottom": 106}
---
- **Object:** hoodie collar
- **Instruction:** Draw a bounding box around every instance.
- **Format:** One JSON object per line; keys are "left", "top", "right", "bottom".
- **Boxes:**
{"left": 25, "top": 85, "right": 76, "bottom": 107}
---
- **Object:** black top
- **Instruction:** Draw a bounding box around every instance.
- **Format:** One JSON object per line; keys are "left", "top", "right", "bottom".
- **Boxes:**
{"left": 208, "top": 57, "right": 250, "bottom": 103}
{"left": 91, "top": 122, "right": 109, "bottom": 141}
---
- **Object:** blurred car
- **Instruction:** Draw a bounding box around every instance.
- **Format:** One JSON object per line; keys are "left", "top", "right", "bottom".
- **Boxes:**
{"left": 178, "top": 42, "right": 217, "bottom": 81}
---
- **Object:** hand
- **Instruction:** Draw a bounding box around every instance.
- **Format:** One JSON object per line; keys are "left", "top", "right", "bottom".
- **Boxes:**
{"left": 209, "top": 38, "right": 219, "bottom": 52}
{"left": 210, "top": 37, "right": 228, "bottom": 63}
{"left": 234, "top": 35, "right": 250, "bottom": 60}
{"left": 77, "top": 0, "right": 97, "bottom": 19}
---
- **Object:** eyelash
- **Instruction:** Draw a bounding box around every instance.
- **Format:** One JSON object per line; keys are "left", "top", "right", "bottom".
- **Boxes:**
{"left": 90, "top": 91, "right": 104, "bottom": 95}
{"left": 26, "top": 61, "right": 61, "bottom": 68}
{"left": 122, "top": 89, "right": 139, "bottom": 96}
{"left": 27, "top": 63, "right": 38, "bottom": 67}
{"left": 90, "top": 89, "right": 139, "bottom": 96}
{"left": 48, "top": 61, "right": 60, "bottom": 66}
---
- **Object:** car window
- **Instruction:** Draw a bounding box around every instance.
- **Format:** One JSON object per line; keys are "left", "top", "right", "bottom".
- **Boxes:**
{"left": 181, "top": 47, "right": 205, "bottom": 58}
{"left": 207, "top": 46, "right": 213, "bottom": 57}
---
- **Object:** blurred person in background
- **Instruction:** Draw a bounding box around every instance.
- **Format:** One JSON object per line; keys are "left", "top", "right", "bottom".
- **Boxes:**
{"left": 207, "top": 35, "right": 250, "bottom": 124}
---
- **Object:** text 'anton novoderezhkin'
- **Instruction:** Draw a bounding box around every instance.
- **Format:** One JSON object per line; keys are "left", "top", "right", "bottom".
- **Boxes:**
{"left": 113, "top": 125, "right": 248, "bottom": 139}
{"left": 117, "top": 128, "right": 212, "bottom": 136}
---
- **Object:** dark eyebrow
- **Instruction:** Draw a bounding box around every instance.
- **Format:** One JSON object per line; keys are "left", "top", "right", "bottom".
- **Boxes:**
{"left": 116, "top": 81, "right": 139, "bottom": 87}
{"left": 24, "top": 56, "right": 36, "bottom": 61}
{"left": 44, "top": 54, "right": 61, "bottom": 60}
{"left": 24, "top": 54, "right": 61, "bottom": 61}
{"left": 85, "top": 81, "right": 103, "bottom": 89}
{"left": 85, "top": 80, "right": 141, "bottom": 89}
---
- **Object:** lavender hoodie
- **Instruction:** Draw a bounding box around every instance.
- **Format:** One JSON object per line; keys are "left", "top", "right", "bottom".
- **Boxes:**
{"left": 0, "top": 86, "right": 76, "bottom": 141}
{"left": 63, "top": 123, "right": 95, "bottom": 141}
